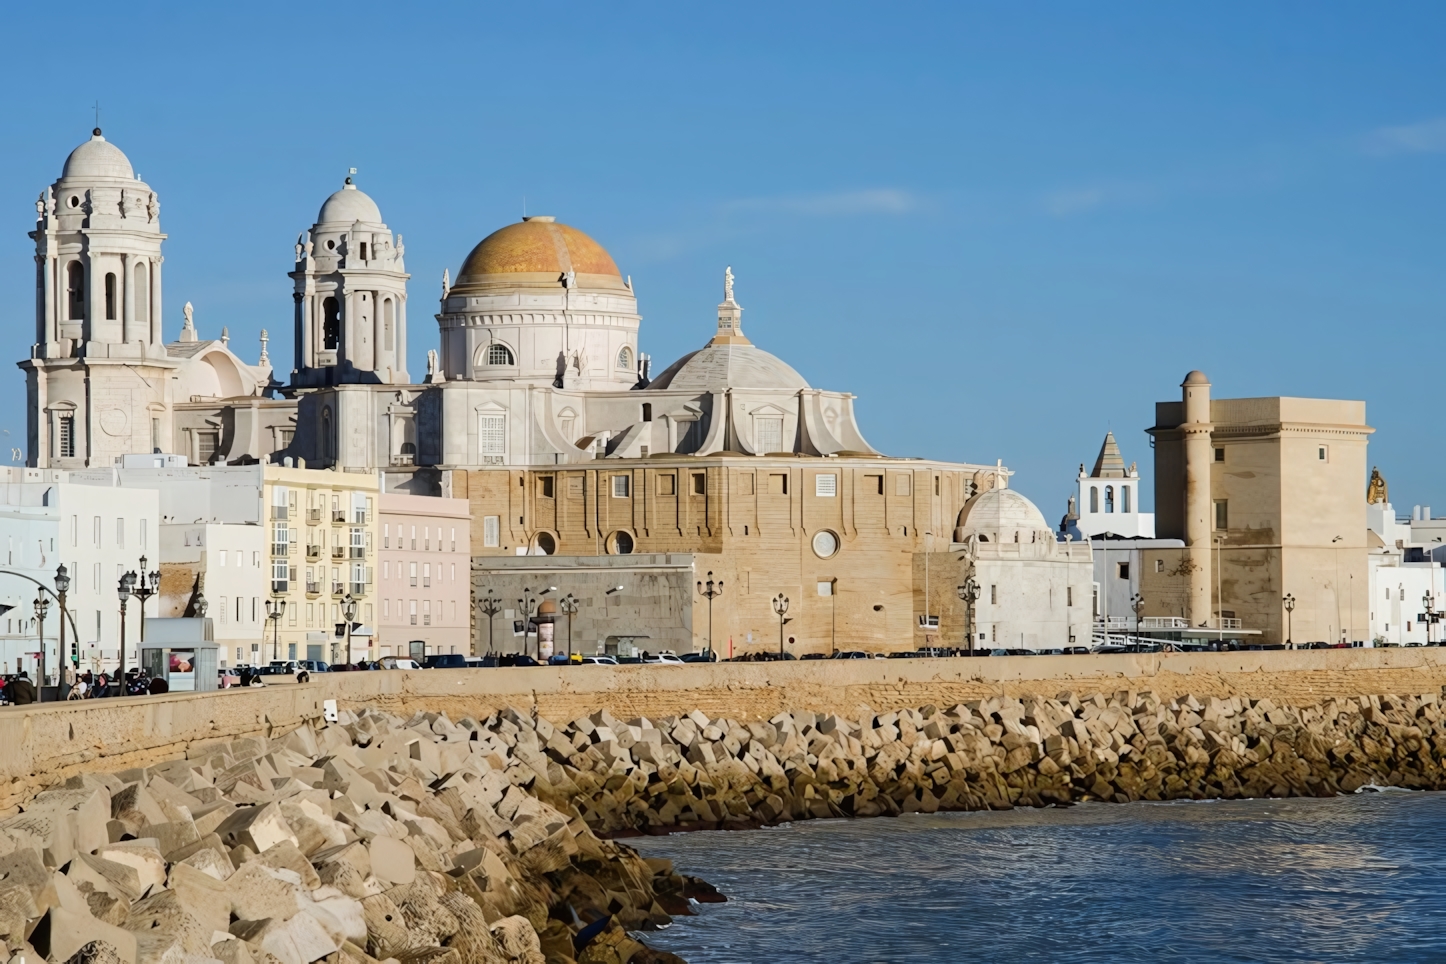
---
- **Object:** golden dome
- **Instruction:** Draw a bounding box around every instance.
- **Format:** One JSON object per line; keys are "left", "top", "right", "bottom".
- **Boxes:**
{"left": 455, "top": 216, "right": 623, "bottom": 289}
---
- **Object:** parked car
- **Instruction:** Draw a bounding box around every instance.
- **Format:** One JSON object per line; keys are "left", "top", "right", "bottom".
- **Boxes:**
{"left": 379, "top": 657, "right": 422, "bottom": 670}
{"left": 581, "top": 655, "right": 619, "bottom": 665}
{"left": 988, "top": 648, "right": 1010, "bottom": 656}
{"left": 297, "top": 660, "right": 329, "bottom": 673}
{"left": 800, "top": 653, "right": 829, "bottom": 660}
{"left": 1063, "top": 646, "right": 1091, "bottom": 655}
{"left": 498, "top": 654, "right": 541, "bottom": 667}
{"left": 832, "top": 651, "right": 870, "bottom": 659}
{"left": 422, "top": 653, "right": 469, "bottom": 669}
{"left": 642, "top": 651, "right": 685, "bottom": 666}
{"left": 681, "top": 652, "right": 718, "bottom": 663}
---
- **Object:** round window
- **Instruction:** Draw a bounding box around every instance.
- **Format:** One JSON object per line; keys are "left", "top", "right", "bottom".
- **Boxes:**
{"left": 534, "top": 532, "right": 556, "bottom": 555}
{"left": 68, "top": 196, "right": 80, "bottom": 208}
{"left": 326, "top": 239, "right": 336, "bottom": 250}
{"left": 812, "top": 530, "right": 839, "bottom": 558}
{"left": 611, "top": 531, "right": 634, "bottom": 555}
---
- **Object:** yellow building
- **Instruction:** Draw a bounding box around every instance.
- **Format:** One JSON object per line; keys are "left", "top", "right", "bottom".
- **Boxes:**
{"left": 262, "top": 465, "right": 380, "bottom": 664}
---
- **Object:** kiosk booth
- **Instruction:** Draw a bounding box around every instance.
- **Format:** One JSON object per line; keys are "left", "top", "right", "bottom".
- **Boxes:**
{"left": 140, "top": 617, "right": 218, "bottom": 692}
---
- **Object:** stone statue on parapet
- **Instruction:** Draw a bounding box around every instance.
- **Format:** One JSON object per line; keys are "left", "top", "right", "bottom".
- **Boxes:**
{"left": 724, "top": 265, "right": 735, "bottom": 303}
{"left": 1367, "top": 466, "right": 1388, "bottom": 505}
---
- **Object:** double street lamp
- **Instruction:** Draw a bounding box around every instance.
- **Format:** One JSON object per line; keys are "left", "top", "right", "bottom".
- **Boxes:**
{"left": 117, "top": 570, "right": 137, "bottom": 689}
{"left": 772, "top": 593, "right": 791, "bottom": 658}
{"left": 33, "top": 592, "right": 50, "bottom": 702}
{"left": 340, "top": 593, "right": 357, "bottom": 667}
{"left": 130, "top": 556, "right": 160, "bottom": 674}
{"left": 1131, "top": 592, "right": 1145, "bottom": 647}
{"left": 697, "top": 571, "right": 722, "bottom": 658}
{"left": 956, "top": 577, "right": 980, "bottom": 655}
{"left": 477, "top": 593, "right": 501, "bottom": 655}
{"left": 266, "top": 598, "right": 284, "bottom": 659}
{"left": 559, "top": 593, "right": 579, "bottom": 661}
{"left": 1283, "top": 593, "right": 1296, "bottom": 649}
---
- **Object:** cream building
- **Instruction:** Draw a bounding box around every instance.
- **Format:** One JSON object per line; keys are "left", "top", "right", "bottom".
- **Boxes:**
{"left": 1147, "top": 371, "right": 1372, "bottom": 645}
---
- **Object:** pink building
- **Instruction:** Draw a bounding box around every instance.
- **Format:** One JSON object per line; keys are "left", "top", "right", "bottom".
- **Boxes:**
{"left": 378, "top": 493, "right": 471, "bottom": 658}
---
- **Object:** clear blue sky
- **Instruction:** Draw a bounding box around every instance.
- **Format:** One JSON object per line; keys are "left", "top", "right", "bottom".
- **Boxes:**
{"left": 2, "top": 3, "right": 1443, "bottom": 517}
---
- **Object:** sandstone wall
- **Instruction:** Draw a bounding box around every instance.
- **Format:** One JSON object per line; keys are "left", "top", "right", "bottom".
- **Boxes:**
{"left": 3, "top": 648, "right": 1446, "bottom": 814}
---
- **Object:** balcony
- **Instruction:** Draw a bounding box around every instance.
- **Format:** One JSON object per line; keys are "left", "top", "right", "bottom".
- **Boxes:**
{"left": 332, "top": 582, "right": 345, "bottom": 595}
{"left": 306, "top": 546, "right": 321, "bottom": 561}
{"left": 307, "top": 508, "right": 322, "bottom": 524}
{"left": 349, "top": 583, "right": 366, "bottom": 597}
{"left": 306, "top": 581, "right": 320, "bottom": 596}
{"left": 271, "top": 506, "right": 289, "bottom": 521}
{"left": 1141, "top": 616, "right": 1190, "bottom": 630}
{"left": 331, "top": 546, "right": 346, "bottom": 560}
{"left": 350, "top": 546, "right": 366, "bottom": 559}
{"left": 332, "top": 511, "right": 347, "bottom": 524}
{"left": 1220, "top": 617, "right": 1243, "bottom": 630}
{"left": 271, "top": 580, "right": 289, "bottom": 594}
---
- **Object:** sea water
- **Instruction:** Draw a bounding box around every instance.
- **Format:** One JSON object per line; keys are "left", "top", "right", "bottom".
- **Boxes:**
{"left": 630, "top": 791, "right": 1446, "bottom": 963}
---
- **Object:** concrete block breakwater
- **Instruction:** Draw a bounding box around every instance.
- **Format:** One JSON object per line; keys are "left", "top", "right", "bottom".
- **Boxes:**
{"left": 558, "top": 689, "right": 1446, "bottom": 834}
{"left": 0, "top": 709, "right": 708, "bottom": 964}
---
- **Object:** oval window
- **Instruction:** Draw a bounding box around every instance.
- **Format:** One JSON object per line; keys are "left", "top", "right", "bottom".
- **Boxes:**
{"left": 534, "top": 532, "right": 556, "bottom": 555}
{"left": 812, "top": 530, "right": 839, "bottom": 558}
{"left": 611, "top": 531, "right": 634, "bottom": 554}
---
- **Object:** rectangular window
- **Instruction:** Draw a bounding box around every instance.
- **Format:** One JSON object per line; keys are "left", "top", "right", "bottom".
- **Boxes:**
{"left": 424, "top": 526, "right": 430, "bottom": 551}
{"left": 219, "top": 550, "right": 226, "bottom": 567}
{"left": 867, "top": 474, "right": 883, "bottom": 495}
{"left": 93, "top": 562, "right": 100, "bottom": 591}
{"left": 612, "top": 475, "right": 630, "bottom": 498}
{"left": 768, "top": 473, "right": 788, "bottom": 495}
{"left": 1214, "top": 448, "right": 1225, "bottom": 462}
{"left": 1117, "top": 562, "right": 1130, "bottom": 579}
{"left": 1318, "top": 446, "right": 1328, "bottom": 461}
{"left": 70, "top": 515, "right": 77, "bottom": 547}
{"left": 479, "top": 415, "right": 505, "bottom": 456}
{"left": 219, "top": 597, "right": 229, "bottom": 624}
{"left": 1156, "top": 559, "right": 1165, "bottom": 573}
{"left": 450, "top": 527, "right": 456, "bottom": 551}
{"left": 59, "top": 416, "right": 75, "bottom": 459}
{"left": 93, "top": 516, "right": 101, "bottom": 547}
{"left": 990, "top": 584, "right": 997, "bottom": 605}
{"left": 1067, "top": 586, "right": 1074, "bottom": 606}
{"left": 272, "top": 559, "right": 289, "bottom": 592}
{"left": 540, "top": 476, "right": 555, "bottom": 498}
{"left": 1214, "top": 500, "right": 1228, "bottom": 530}
{"left": 756, "top": 417, "right": 783, "bottom": 454}
{"left": 139, "top": 519, "right": 147, "bottom": 549}
{"left": 934, "top": 476, "right": 940, "bottom": 496}
{"left": 424, "top": 600, "right": 432, "bottom": 626}
{"left": 1122, "top": 486, "right": 1131, "bottom": 513}
{"left": 410, "top": 525, "right": 416, "bottom": 549}
{"left": 423, "top": 563, "right": 431, "bottom": 588}
{"left": 410, "top": 599, "right": 417, "bottom": 626}
{"left": 115, "top": 518, "right": 124, "bottom": 548}
{"left": 656, "top": 473, "right": 675, "bottom": 496}
{"left": 383, "top": 523, "right": 389, "bottom": 549}
{"left": 383, "top": 598, "right": 389, "bottom": 618}
{"left": 815, "top": 474, "right": 837, "bottom": 497}
{"left": 409, "top": 562, "right": 418, "bottom": 587}
{"left": 382, "top": 561, "right": 389, "bottom": 580}
{"left": 692, "top": 473, "right": 706, "bottom": 495}
{"left": 450, "top": 562, "right": 455, "bottom": 581}
{"left": 484, "top": 516, "right": 500, "bottom": 548}
{"left": 198, "top": 431, "right": 218, "bottom": 464}
{"left": 272, "top": 522, "right": 289, "bottom": 556}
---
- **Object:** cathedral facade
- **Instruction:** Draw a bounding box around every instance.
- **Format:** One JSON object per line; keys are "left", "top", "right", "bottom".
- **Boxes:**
{"left": 23, "top": 129, "right": 1090, "bottom": 653}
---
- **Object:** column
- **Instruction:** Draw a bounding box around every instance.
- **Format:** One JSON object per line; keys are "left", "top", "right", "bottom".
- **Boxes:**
{"left": 151, "top": 258, "right": 163, "bottom": 344}
{"left": 121, "top": 254, "right": 134, "bottom": 343}
{"left": 1182, "top": 371, "right": 1212, "bottom": 627}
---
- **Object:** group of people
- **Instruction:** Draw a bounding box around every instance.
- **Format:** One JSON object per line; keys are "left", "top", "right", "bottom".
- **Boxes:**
{"left": 0, "top": 666, "right": 170, "bottom": 704}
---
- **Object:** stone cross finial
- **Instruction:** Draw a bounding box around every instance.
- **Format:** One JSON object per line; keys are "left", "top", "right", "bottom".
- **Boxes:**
{"left": 259, "top": 329, "right": 270, "bottom": 366}
{"left": 180, "top": 302, "right": 197, "bottom": 342}
{"left": 221, "top": 326, "right": 229, "bottom": 345}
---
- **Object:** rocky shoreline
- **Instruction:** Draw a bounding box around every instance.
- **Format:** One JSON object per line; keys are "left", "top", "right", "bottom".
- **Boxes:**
{"left": 1, "top": 687, "right": 1443, "bottom": 964}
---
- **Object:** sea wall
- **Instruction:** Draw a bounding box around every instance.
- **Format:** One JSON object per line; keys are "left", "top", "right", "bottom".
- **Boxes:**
{"left": 3, "top": 648, "right": 1446, "bottom": 815}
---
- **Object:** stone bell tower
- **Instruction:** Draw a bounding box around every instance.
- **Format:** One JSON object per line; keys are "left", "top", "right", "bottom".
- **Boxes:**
{"left": 21, "top": 129, "right": 178, "bottom": 466}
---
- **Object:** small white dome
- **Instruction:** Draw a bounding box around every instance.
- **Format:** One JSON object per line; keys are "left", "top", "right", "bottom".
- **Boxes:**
{"left": 647, "top": 343, "right": 808, "bottom": 392}
{"left": 62, "top": 130, "right": 135, "bottom": 180}
{"left": 956, "top": 487, "right": 1049, "bottom": 540}
{"left": 317, "top": 180, "right": 383, "bottom": 224}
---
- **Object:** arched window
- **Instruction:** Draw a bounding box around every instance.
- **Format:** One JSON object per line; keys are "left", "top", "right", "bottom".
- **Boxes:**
{"left": 66, "top": 262, "right": 85, "bottom": 321}
{"left": 641, "top": 403, "right": 652, "bottom": 423}
{"left": 382, "top": 299, "right": 394, "bottom": 350}
{"left": 617, "top": 346, "right": 633, "bottom": 370}
{"left": 1122, "top": 485, "right": 1131, "bottom": 513}
{"left": 104, "top": 273, "right": 117, "bottom": 320}
{"left": 322, "top": 297, "right": 340, "bottom": 350}
{"left": 134, "top": 262, "right": 149, "bottom": 331}
{"left": 1089, "top": 486, "right": 1099, "bottom": 514}
{"left": 487, "top": 343, "right": 514, "bottom": 366}
{"left": 321, "top": 407, "right": 334, "bottom": 460}
{"left": 1105, "top": 486, "right": 1115, "bottom": 513}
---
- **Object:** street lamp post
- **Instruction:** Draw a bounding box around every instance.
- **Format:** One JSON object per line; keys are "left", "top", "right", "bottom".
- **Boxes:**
{"left": 772, "top": 593, "right": 791, "bottom": 658}
{"left": 340, "top": 594, "right": 356, "bottom": 667}
{"left": 33, "top": 593, "right": 49, "bottom": 701}
{"left": 266, "top": 599, "right": 286, "bottom": 662}
{"left": 1131, "top": 592, "right": 1145, "bottom": 649}
{"left": 517, "top": 588, "right": 537, "bottom": 658}
{"left": 50, "top": 564, "right": 70, "bottom": 702}
{"left": 559, "top": 593, "right": 579, "bottom": 661}
{"left": 696, "top": 571, "right": 722, "bottom": 658}
{"left": 1424, "top": 590, "right": 1436, "bottom": 647}
{"left": 956, "top": 578, "right": 980, "bottom": 655}
{"left": 117, "top": 571, "right": 136, "bottom": 692}
{"left": 477, "top": 594, "right": 501, "bottom": 654}
{"left": 1283, "top": 593, "right": 1296, "bottom": 649}
{"left": 130, "top": 556, "right": 160, "bottom": 673}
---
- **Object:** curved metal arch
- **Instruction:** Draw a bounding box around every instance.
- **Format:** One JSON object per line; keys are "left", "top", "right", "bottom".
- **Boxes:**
{"left": 0, "top": 569, "right": 83, "bottom": 640}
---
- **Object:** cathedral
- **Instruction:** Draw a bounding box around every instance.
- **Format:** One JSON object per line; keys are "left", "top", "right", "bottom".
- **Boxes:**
{"left": 23, "top": 128, "right": 1091, "bottom": 654}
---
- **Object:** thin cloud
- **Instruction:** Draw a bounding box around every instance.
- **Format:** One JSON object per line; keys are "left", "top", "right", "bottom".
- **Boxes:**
{"left": 1363, "top": 118, "right": 1446, "bottom": 156}
{"left": 1041, "top": 188, "right": 1106, "bottom": 217}
{"left": 724, "top": 188, "right": 920, "bottom": 217}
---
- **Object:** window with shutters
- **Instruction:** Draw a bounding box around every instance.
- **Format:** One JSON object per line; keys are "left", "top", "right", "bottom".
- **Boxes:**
{"left": 479, "top": 415, "right": 505, "bottom": 457}
{"left": 198, "top": 430, "right": 219, "bottom": 464}
{"left": 756, "top": 417, "right": 783, "bottom": 454}
{"left": 815, "top": 474, "right": 837, "bottom": 497}
{"left": 484, "top": 516, "right": 500, "bottom": 548}
{"left": 612, "top": 475, "right": 630, "bottom": 498}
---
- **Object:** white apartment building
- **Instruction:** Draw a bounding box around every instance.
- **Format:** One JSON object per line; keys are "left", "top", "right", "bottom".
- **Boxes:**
{"left": 0, "top": 471, "right": 159, "bottom": 680}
